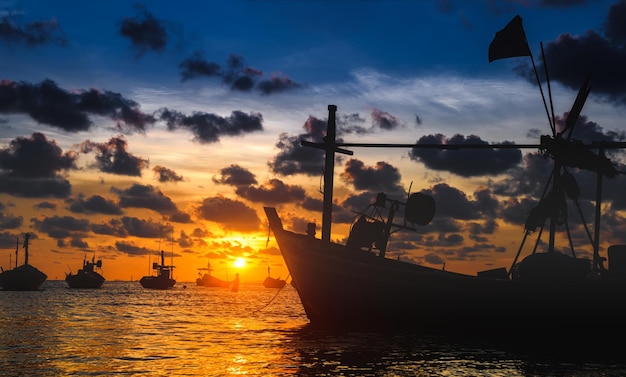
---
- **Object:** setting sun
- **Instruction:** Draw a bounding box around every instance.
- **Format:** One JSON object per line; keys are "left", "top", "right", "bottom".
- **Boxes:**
{"left": 234, "top": 258, "right": 246, "bottom": 268}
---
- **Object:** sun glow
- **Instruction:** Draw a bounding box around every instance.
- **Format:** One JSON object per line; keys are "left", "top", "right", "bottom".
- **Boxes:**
{"left": 234, "top": 258, "right": 246, "bottom": 268}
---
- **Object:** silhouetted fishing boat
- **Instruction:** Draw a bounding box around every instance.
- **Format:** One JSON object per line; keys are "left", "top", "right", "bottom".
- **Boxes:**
{"left": 196, "top": 260, "right": 230, "bottom": 287}
{"left": 262, "top": 266, "right": 286, "bottom": 288}
{"left": 0, "top": 233, "right": 47, "bottom": 291}
{"left": 140, "top": 249, "right": 176, "bottom": 290}
{"left": 265, "top": 17, "right": 626, "bottom": 338}
{"left": 262, "top": 276, "right": 286, "bottom": 289}
{"left": 65, "top": 255, "right": 105, "bottom": 289}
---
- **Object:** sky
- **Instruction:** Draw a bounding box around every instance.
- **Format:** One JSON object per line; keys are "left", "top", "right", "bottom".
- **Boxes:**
{"left": 2, "top": 0, "right": 626, "bottom": 284}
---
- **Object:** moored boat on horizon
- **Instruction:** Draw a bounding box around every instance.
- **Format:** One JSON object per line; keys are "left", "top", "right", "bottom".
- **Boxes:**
{"left": 0, "top": 233, "right": 47, "bottom": 291}
{"left": 262, "top": 275, "right": 286, "bottom": 289}
{"left": 66, "top": 255, "right": 105, "bottom": 289}
{"left": 140, "top": 250, "right": 176, "bottom": 290}
{"left": 196, "top": 260, "right": 230, "bottom": 287}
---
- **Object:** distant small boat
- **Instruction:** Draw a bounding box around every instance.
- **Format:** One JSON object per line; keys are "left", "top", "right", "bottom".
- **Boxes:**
{"left": 0, "top": 233, "right": 47, "bottom": 291}
{"left": 196, "top": 260, "right": 230, "bottom": 287}
{"left": 262, "top": 276, "right": 286, "bottom": 289}
{"left": 66, "top": 255, "right": 105, "bottom": 289}
{"left": 140, "top": 250, "right": 176, "bottom": 290}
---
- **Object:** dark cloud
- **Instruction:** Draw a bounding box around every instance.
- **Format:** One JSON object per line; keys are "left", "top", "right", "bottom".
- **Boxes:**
{"left": 156, "top": 107, "right": 263, "bottom": 144}
{"left": 34, "top": 201, "right": 57, "bottom": 210}
{"left": 0, "top": 133, "right": 76, "bottom": 198}
{"left": 179, "top": 51, "right": 222, "bottom": 81}
{"left": 0, "top": 202, "right": 23, "bottom": 229}
{"left": 67, "top": 194, "right": 122, "bottom": 215}
{"left": 0, "top": 14, "right": 67, "bottom": 47}
{"left": 0, "top": 175, "right": 71, "bottom": 198}
{"left": 120, "top": 216, "right": 165, "bottom": 238}
{"left": 115, "top": 240, "right": 153, "bottom": 256}
{"left": 340, "top": 159, "right": 404, "bottom": 194}
{"left": 31, "top": 215, "right": 90, "bottom": 239}
{"left": 257, "top": 74, "right": 303, "bottom": 95}
{"left": 235, "top": 178, "right": 306, "bottom": 204}
{"left": 0, "top": 79, "right": 154, "bottom": 133}
{"left": 153, "top": 165, "right": 183, "bottom": 183}
{"left": 0, "top": 132, "right": 77, "bottom": 178}
{"left": 422, "top": 183, "right": 484, "bottom": 220}
{"left": 518, "top": 1, "right": 626, "bottom": 105}
{"left": 0, "top": 231, "right": 20, "bottom": 248}
{"left": 179, "top": 52, "right": 304, "bottom": 95}
{"left": 268, "top": 115, "right": 335, "bottom": 176}
{"left": 90, "top": 218, "right": 128, "bottom": 237}
{"left": 370, "top": 108, "right": 402, "bottom": 130}
{"left": 79, "top": 136, "right": 148, "bottom": 176}
{"left": 212, "top": 164, "right": 258, "bottom": 186}
{"left": 119, "top": 4, "right": 168, "bottom": 57}
{"left": 408, "top": 134, "right": 522, "bottom": 177}
{"left": 112, "top": 183, "right": 178, "bottom": 215}
{"left": 195, "top": 195, "right": 261, "bottom": 232}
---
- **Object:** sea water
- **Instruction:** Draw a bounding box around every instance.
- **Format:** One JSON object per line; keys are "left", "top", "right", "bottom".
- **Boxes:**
{"left": 1, "top": 280, "right": 624, "bottom": 376}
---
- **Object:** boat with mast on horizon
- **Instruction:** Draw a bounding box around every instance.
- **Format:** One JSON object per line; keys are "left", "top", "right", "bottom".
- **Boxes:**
{"left": 140, "top": 249, "right": 176, "bottom": 290}
{"left": 196, "top": 260, "right": 230, "bottom": 288}
{"left": 65, "top": 254, "right": 105, "bottom": 289}
{"left": 0, "top": 233, "right": 47, "bottom": 291}
{"left": 262, "top": 266, "right": 286, "bottom": 288}
{"left": 263, "top": 16, "right": 626, "bottom": 341}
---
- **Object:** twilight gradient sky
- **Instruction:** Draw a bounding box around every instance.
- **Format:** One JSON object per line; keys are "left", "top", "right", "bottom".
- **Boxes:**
{"left": 2, "top": 0, "right": 626, "bottom": 283}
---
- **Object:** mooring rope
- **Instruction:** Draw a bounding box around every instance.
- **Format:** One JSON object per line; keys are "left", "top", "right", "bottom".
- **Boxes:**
{"left": 252, "top": 273, "right": 291, "bottom": 314}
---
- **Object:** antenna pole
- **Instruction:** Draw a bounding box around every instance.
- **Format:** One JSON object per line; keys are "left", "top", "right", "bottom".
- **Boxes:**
{"left": 540, "top": 42, "right": 556, "bottom": 135}
{"left": 321, "top": 105, "right": 338, "bottom": 242}
{"left": 529, "top": 49, "right": 555, "bottom": 135}
{"left": 593, "top": 148, "right": 605, "bottom": 270}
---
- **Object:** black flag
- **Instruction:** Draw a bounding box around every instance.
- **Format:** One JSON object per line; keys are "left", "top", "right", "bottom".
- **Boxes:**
{"left": 489, "top": 15, "right": 532, "bottom": 62}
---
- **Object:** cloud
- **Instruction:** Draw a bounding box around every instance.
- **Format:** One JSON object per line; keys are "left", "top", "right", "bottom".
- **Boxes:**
{"left": 195, "top": 195, "right": 261, "bottom": 232}
{"left": 235, "top": 178, "right": 306, "bottom": 204}
{"left": 0, "top": 202, "right": 23, "bottom": 229}
{"left": 153, "top": 165, "right": 184, "bottom": 183}
{"left": 179, "top": 52, "right": 304, "bottom": 95}
{"left": 31, "top": 215, "right": 90, "bottom": 239}
{"left": 179, "top": 51, "right": 221, "bottom": 81}
{"left": 156, "top": 107, "right": 264, "bottom": 144}
{"left": 120, "top": 216, "right": 165, "bottom": 238}
{"left": 369, "top": 107, "right": 402, "bottom": 130}
{"left": 90, "top": 218, "right": 128, "bottom": 237}
{"left": 520, "top": 1, "right": 626, "bottom": 105}
{"left": 0, "top": 133, "right": 76, "bottom": 198}
{"left": 119, "top": 4, "right": 168, "bottom": 57}
{"left": 0, "top": 14, "right": 67, "bottom": 47}
{"left": 0, "top": 79, "right": 155, "bottom": 133}
{"left": 212, "top": 164, "right": 258, "bottom": 186}
{"left": 115, "top": 240, "right": 153, "bottom": 256}
{"left": 268, "top": 115, "right": 335, "bottom": 176}
{"left": 408, "top": 134, "right": 522, "bottom": 177}
{"left": 79, "top": 136, "right": 148, "bottom": 176}
{"left": 340, "top": 159, "right": 404, "bottom": 194}
{"left": 112, "top": 183, "right": 178, "bottom": 215}
{"left": 66, "top": 194, "right": 123, "bottom": 215}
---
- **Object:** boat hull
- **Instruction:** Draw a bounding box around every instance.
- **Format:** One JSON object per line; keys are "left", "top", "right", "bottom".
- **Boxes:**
{"left": 265, "top": 207, "right": 626, "bottom": 336}
{"left": 0, "top": 264, "right": 47, "bottom": 291}
{"left": 196, "top": 274, "right": 230, "bottom": 287}
{"left": 140, "top": 275, "right": 175, "bottom": 290}
{"left": 66, "top": 271, "right": 105, "bottom": 289}
{"left": 263, "top": 276, "right": 286, "bottom": 288}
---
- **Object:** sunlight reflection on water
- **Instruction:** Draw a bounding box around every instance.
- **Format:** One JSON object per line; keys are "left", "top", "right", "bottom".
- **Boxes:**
{"left": 1, "top": 280, "right": 624, "bottom": 376}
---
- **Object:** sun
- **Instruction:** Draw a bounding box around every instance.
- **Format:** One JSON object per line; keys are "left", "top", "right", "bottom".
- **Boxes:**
{"left": 234, "top": 257, "right": 246, "bottom": 268}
